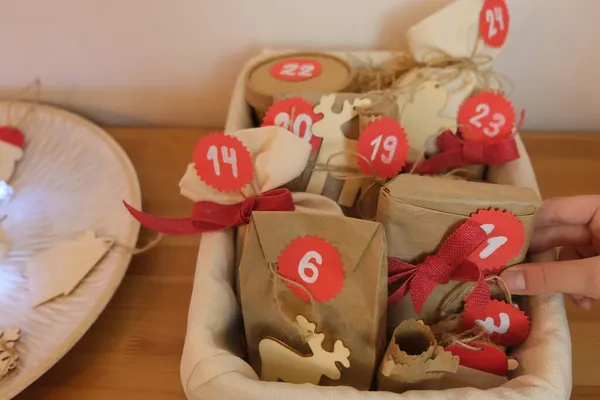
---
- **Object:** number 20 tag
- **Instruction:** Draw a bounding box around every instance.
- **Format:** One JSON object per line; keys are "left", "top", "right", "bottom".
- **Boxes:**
{"left": 466, "top": 209, "right": 525, "bottom": 272}
{"left": 193, "top": 133, "right": 254, "bottom": 192}
{"left": 277, "top": 235, "right": 344, "bottom": 302}
{"left": 357, "top": 118, "right": 409, "bottom": 179}
{"left": 458, "top": 91, "right": 515, "bottom": 143}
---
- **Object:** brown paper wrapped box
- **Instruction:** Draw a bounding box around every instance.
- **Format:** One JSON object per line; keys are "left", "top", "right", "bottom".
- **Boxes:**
{"left": 377, "top": 320, "right": 459, "bottom": 393}
{"left": 238, "top": 211, "right": 387, "bottom": 390}
{"left": 377, "top": 174, "right": 541, "bottom": 328}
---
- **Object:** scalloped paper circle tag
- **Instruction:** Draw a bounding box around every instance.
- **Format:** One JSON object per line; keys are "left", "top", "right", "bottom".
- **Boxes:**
{"left": 276, "top": 235, "right": 344, "bottom": 302}
{"left": 458, "top": 92, "right": 515, "bottom": 143}
{"left": 192, "top": 133, "right": 254, "bottom": 192}
{"left": 466, "top": 209, "right": 525, "bottom": 272}
{"left": 480, "top": 0, "right": 510, "bottom": 48}
{"left": 462, "top": 300, "right": 531, "bottom": 347}
{"left": 262, "top": 98, "right": 323, "bottom": 155}
{"left": 446, "top": 341, "right": 508, "bottom": 376}
{"left": 356, "top": 117, "right": 409, "bottom": 179}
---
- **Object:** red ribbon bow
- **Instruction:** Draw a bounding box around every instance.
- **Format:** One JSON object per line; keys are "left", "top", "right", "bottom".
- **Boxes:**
{"left": 123, "top": 188, "right": 295, "bottom": 235}
{"left": 407, "top": 131, "right": 520, "bottom": 175}
{"left": 388, "top": 219, "right": 491, "bottom": 314}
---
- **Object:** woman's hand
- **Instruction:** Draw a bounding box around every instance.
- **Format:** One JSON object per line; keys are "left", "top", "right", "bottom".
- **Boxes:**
{"left": 500, "top": 195, "right": 600, "bottom": 309}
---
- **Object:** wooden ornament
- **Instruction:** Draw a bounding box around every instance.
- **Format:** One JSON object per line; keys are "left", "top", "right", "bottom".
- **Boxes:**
{"left": 306, "top": 94, "right": 372, "bottom": 207}
{"left": 27, "top": 230, "right": 115, "bottom": 307}
{"left": 259, "top": 315, "right": 351, "bottom": 385}
{"left": 396, "top": 81, "right": 457, "bottom": 153}
{"left": 0, "top": 328, "right": 20, "bottom": 379}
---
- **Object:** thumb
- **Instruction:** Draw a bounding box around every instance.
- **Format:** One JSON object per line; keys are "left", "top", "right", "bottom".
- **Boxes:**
{"left": 499, "top": 256, "right": 600, "bottom": 298}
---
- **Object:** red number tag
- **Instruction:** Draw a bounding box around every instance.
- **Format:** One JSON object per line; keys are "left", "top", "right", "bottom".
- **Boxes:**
{"left": 480, "top": 0, "right": 510, "bottom": 48}
{"left": 270, "top": 59, "right": 322, "bottom": 82}
{"left": 262, "top": 98, "right": 323, "bottom": 155}
{"left": 445, "top": 341, "right": 508, "bottom": 376}
{"left": 192, "top": 133, "right": 254, "bottom": 192}
{"left": 462, "top": 300, "right": 531, "bottom": 347}
{"left": 458, "top": 92, "right": 515, "bottom": 143}
{"left": 357, "top": 118, "right": 409, "bottom": 179}
{"left": 466, "top": 209, "right": 525, "bottom": 272}
{"left": 277, "top": 235, "right": 344, "bottom": 302}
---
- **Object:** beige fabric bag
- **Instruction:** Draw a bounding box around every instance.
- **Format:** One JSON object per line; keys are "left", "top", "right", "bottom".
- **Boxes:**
{"left": 180, "top": 50, "right": 572, "bottom": 399}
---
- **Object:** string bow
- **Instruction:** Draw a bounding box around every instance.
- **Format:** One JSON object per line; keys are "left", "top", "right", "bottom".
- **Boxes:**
{"left": 123, "top": 188, "right": 295, "bottom": 235}
{"left": 407, "top": 131, "right": 520, "bottom": 175}
{"left": 388, "top": 220, "right": 490, "bottom": 314}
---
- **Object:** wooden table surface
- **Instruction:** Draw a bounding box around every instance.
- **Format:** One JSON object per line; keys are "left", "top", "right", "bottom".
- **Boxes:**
{"left": 13, "top": 129, "right": 600, "bottom": 400}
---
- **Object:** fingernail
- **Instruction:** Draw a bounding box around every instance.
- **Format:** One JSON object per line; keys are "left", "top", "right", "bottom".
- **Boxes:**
{"left": 500, "top": 269, "right": 527, "bottom": 291}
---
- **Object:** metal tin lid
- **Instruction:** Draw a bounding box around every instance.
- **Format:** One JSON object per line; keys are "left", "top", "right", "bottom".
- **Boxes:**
{"left": 245, "top": 52, "right": 354, "bottom": 114}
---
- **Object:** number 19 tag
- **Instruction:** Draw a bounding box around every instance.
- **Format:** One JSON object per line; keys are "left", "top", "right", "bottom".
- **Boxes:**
{"left": 466, "top": 209, "right": 525, "bottom": 272}
{"left": 357, "top": 118, "right": 409, "bottom": 179}
{"left": 458, "top": 91, "right": 515, "bottom": 143}
{"left": 193, "top": 133, "right": 254, "bottom": 192}
{"left": 277, "top": 235, "right": 344, "bottom": 302}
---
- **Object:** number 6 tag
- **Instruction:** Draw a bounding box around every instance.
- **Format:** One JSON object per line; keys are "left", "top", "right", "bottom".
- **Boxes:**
{"left": 277, "top": 235, "right": 344, "bottom": 302}
{"left": 466, "top": 209, "right": 525, "bottom": 272}
{"left": 458, "top": 91, "right": 515, "bottom": 143}
{"left": 193, "top": 133, "right": 254, "bottom": 192}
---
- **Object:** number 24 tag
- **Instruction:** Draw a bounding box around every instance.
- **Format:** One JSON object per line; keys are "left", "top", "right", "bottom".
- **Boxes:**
{"left": 479, "top": 0, "right": 510, "bottom": 48}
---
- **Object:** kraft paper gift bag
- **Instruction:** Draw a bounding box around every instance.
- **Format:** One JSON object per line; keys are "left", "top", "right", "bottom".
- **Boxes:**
{"left": 393, "top": 0, "right": 504, "bottom": 154}
{"left": 377, "top": 173, "right": 541, "bottom": 326}
{"left": 377, "top": 320, "right": 458, "bottom": 393}
{"left": 238, "top": 211, "right": 387, "bottom": 390}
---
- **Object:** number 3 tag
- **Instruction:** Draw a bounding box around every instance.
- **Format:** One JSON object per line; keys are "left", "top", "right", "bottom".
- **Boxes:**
{"left": 480, "top": 0, "right": 510, "bottom": 48}
{"left": 458, "top": 91, "right": 515, "bottom": 143}
{"left": 193, "top": 133, "right": 254, "bottom": 192}
{"left": 357, "top": 118, "right": 409, "bottom": 179}
{"left": 270, "top": 59, "right": 322, "bottom": 82}
{"left": 466, "top": 209, "right": 525, "bottom": 272}
{"left": 277, "top": 235, "right": 344, "bottom": 302}
{"left": 462, "top": 300, "right": 531, "bottom": 347}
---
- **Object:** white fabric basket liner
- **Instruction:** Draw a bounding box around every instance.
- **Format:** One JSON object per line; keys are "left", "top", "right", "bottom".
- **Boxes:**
{"left": 180, "top": 51, "right": 572, "bottom": 400}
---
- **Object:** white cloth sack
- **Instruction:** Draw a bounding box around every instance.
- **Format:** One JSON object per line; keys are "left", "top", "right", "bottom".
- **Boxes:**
{"left": 180, "top": 49, "right": 572, "bottom": 399}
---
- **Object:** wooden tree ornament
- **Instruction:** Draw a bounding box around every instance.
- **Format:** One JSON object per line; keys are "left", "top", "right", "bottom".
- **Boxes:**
{"left": 306, "top": 94, "right": 372, "bottom": 207}
{"left": 0, "top": 328, "right": 20, "bottom": 379}
{"left": 259, "top": 315, "right": 351, "bottom": 385}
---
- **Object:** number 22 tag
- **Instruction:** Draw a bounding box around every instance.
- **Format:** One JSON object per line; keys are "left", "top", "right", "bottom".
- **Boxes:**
{"left": 466, "top": 209, "right": 525, "bottom": 272}
{"left": 193, "top": 133, "right": 254, "bottom": 192}
{"left": 458, "top": 91, "right": 515, "bottom": 143}
{"left": 357, "top": 118, "right": 409, "bottom": 179}
{"left": 277, "top": 235, "right": 344, "bottom": 302}
{"left": 270, "top": 59, "right": 322, "bottom": 82}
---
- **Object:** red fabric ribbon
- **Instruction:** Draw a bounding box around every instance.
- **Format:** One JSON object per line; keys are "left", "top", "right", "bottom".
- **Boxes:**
{"left": 388, "top": 219, "right": 491, "bottom": 314}
{"left": 406, "top": 131, "right": 520, "bottom": 175}
{"left": 123, "top": 188, "right": 295, "bottom": 235}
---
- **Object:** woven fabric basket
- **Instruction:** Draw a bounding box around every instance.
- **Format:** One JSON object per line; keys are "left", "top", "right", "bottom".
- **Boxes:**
{"left": 180, "top": 50, "right": 572, "bottom": 400}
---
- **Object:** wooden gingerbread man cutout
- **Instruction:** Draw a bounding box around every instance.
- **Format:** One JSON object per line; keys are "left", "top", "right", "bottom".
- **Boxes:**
{"left": 259, "top": 315, "right": 351, "bottom": 385}
{"left": 306, "top": 94, "right": 372, "bottom": 207}
{"left": 0, "top": 328, "right": 20, "bottom": 379}
{"left": 397, "top": 81, "right": 457, "bottom": 153}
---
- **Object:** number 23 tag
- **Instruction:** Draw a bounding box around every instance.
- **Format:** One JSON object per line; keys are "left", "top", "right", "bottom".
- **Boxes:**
{"left": 466, "top": 209, "right": 525, "bottom": 272}
{"left": 357, "top": 118, "right": 409, "bottom": 179}
{"left": 277, "top": 235, "right": 344, "bottom": 302}
{"left": 193, "top": 133, "right": 254, "bottom": 192}
{"left": 458, "top": 91, "right": 515, "bottom": 143}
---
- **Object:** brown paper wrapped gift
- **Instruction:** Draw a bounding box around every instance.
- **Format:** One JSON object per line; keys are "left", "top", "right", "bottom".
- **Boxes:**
{"left": 377, "top": 174, "right": 541, "bottom": 327}
{"left": 378, "top": 320, "right": 459, "bottom": 393}
{"left": 238, "top": 211, "right": 387, "bottom": 390}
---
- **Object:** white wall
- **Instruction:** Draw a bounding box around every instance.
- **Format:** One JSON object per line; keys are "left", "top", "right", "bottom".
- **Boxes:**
{"left": 0, "top": 0, "right": 596, "bottom": 131}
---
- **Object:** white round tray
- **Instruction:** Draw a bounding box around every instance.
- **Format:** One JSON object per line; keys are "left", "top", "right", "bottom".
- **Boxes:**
{"left": 0, "top": 102, "right": 141, "bottom": 399}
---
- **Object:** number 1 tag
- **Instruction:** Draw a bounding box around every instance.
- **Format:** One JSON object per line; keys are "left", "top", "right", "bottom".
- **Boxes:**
{"left": 262, "top": 98, "right": 323, "bottom": 155}
{"left": 466, "top": 209, "right": 525, "bottom": 272}
{"left": 193, "top": 133, "right": 254, "bottom": 192}
{"left": 277, "top": 235, "right": 344, "bottom": 302}
{"left": 357, "top": 118, "right": 409, "bottom": 179}
{"left": 480, "top": 0, "right": 510, "bottom": 48}
{"left": 458, "top": 91, "right": 515, "bottom": 143}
